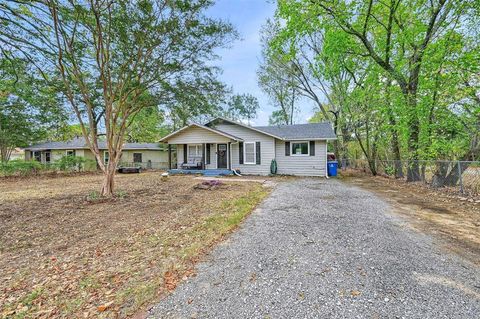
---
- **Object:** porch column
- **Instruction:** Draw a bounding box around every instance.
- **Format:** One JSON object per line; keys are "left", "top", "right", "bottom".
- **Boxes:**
{"left": 168, "top": 144, "right": 172, "bottom": 170}
{"left": 228, "top": 142, "right": 231, "bottom": 170}
{"left": 201, "top": 143, "right": 206, "bottom": 169}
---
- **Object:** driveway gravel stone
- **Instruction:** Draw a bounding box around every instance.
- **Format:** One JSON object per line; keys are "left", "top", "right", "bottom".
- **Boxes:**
{"left": 149, "top": 178, "right": 480, "bottom": 318}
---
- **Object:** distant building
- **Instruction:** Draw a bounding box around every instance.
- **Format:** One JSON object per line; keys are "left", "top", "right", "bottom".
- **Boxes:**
{"left": 9, "top": 148, "right": 25, "bottom": 161}
{"left": 24, "top": 137, "right": 170, "bottom": 169}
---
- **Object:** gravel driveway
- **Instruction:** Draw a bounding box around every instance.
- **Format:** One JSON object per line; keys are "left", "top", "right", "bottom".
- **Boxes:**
{"left": 149, "top": 179, "right": 480, "bottom": 318}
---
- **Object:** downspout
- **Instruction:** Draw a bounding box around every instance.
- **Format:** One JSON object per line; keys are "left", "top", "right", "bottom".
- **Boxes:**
{"left": 325, "top": 141, "right": 329, "bottom": 179}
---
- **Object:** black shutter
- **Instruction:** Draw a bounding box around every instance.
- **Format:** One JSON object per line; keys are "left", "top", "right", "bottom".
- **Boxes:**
{"left": 239, "top": 142, "right": 243, "bottom": 164}
{"left": 310, "top": 141, "right": 315, "bottom": 156}
{"left": 183, "top": 144, "right": 187, "bottom": 163}
{"left": 206, "top": 144, "right": 211, "bottom": 164}
{"left": 256, "top": 142, "right": 261, "bottom": 165}
{"left": 285, "top": 141, "right": 290, "bottom": 156}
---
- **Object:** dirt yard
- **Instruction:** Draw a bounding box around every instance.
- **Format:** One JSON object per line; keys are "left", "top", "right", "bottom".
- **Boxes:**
{"left": 342, "top": 170, "right": 480, "bottom": 265}
{"left": 0, "top": 172, "right": 270, "bottom": 318}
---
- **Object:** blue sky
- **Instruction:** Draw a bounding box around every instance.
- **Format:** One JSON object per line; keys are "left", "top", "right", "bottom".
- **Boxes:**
{"left": 207, "top": 0, "right": 316, "bottom": 125}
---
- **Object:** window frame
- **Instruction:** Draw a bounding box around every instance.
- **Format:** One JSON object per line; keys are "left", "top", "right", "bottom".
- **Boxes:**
{"left": 187, "top": 144, "right": 202, "bottom": 157}
{"left": 243, "top": 142, "right": 256, "bottom": 165}
{"left": 33, "top": 151, "right": 41, "bottom": 162}
{"left": 133, "top": 152, "right": 142, "bottom": 163}
{"left": 290, "top": 141, "right": 310, "bottom": 157}
{"left": 45, "top": 151, "right": 51, "bottom": 163}
{"left": 66, "top": 150, "right": 75, "bottom": 157}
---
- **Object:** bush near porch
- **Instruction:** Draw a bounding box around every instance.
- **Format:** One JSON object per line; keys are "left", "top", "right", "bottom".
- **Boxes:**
{"left": 0, "top": 172, "right": 269, "bottom": 318}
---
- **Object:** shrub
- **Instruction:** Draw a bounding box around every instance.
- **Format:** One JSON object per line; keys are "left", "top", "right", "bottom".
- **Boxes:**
{"left": 0, "top": 160, "right": 44, "bottom": 176}
{"left": 384, "top": 165, "right": 395, "bottom": 176}
{"left": 54, "top": 156, "right": 93, "bottom": 171}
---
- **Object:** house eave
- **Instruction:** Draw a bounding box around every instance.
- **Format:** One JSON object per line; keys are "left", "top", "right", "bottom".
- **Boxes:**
{"left": 159, "top": 123, "right": 243, "bottom": 143}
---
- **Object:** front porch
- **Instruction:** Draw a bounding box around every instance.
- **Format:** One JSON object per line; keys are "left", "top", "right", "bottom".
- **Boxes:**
{"left": 168, "top": 168, "right": 233, "bottom": 176}
{"left": 161, "top": 123, "right": 243, "bottom": 172}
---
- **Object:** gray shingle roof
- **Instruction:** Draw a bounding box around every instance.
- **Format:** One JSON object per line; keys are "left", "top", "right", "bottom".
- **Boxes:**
{"left": 25, "top": 137, "right": 165, "bottom": 151}
{"left": 254, "top": 122, "right": 336, "bottom": 140}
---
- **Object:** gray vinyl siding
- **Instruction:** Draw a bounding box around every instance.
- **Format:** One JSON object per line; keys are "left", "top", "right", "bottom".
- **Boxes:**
{"left": 168, "top": 126, "right": 231, "bottom": 144}
{"left": 214, "top": 124, "right": 275, "bottom": 175}
{"left": 274, "top": 140, "right": 327, "bottom": 176}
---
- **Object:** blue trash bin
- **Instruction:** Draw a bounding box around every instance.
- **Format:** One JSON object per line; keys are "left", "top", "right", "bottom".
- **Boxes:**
{"left": 327, "top": 161, "right": 338, "bottom": 177}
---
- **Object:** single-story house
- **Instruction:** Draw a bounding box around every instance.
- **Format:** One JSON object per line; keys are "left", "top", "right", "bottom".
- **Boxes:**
{"left": 24, "top": 137, "right": 169, "bottom": 169}
{"left": 160, "top": 117, "right": 336, "bottom": 176}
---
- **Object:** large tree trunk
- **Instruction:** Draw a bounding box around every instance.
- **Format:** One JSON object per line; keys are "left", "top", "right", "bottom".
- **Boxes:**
{"left": 405, "top": 93, "right": 421, "bottom": 182}
{"left": 387, "top": 111, "right": 403, "bottom": 178}
{"left": 101, "top": 162, "right": 116, "bottom": 197}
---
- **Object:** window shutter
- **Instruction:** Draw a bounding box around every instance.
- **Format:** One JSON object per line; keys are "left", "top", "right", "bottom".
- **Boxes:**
{"left": 285, "top": 142, "right": 290, "bottom": 156}
{"left": 183, "top": 144, "right": 187, "bottom": 163}
{"left": 239, "top": 142, "right": 243, "bottom": 164}
{"left": 309, "top": 141, "right": 315, "bottom": 156}
{"left": 206, "top": 144, "right": 211, "bottom": 164}
{"left": 256, "top": 142, "right": 261, "bottom": 165}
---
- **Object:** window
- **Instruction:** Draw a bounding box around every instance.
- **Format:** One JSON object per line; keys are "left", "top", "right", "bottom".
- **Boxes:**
{"left": 291, "top": 142, "right": 309, "bottom": 156}
{"left": 244, "top": 142, "right": 256, "bottom": 164}
{"left": 45, "top": 152, "right": 51, "bottom": 163}
{"left": 66, "top": 150, "right": 75, "bottom": 157}
{"left": 188, "top": 144, "right": 202, "bottom": 157}
{"left": 133, "top": 153, "right": 142, "bottom": 163}
{"left": 33, "top": 151, "right": 41, "bottom": 162}
{"left": 104, "top": 151, "right": 109, "bottom": 164}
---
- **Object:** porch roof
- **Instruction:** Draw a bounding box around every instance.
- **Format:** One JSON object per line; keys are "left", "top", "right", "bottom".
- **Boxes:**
{"left": 160, "top": 123, "right": 243, "bottom": 144}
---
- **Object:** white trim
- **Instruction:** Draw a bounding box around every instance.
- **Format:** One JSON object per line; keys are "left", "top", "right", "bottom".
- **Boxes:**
{"left": 290, "top": 141, "right": 310, "bottom": 156}
{"left": 243, "top": 141, "right": 256, "bottom": 165}
{"left": 159, "top": 123, "right": 242, "bottom": 142}
{"left": 215, "top": 143, "right": 218, "bottom": 169}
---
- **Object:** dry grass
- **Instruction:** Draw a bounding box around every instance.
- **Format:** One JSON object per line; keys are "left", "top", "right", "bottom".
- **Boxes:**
{"left": 0, "top": 172, "right": 270, "bottom": 318}
{"left": 341, "top": 170, "right": 480, "bottom": 265}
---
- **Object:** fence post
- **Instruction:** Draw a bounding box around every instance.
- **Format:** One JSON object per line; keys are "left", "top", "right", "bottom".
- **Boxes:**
{"left": 457, "top": 161, "right": 464, "bottom": 194}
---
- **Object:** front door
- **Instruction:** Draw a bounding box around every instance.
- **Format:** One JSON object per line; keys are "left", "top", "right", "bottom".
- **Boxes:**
{"left": 217, "top": 144, "right": 228, "bottom": 169}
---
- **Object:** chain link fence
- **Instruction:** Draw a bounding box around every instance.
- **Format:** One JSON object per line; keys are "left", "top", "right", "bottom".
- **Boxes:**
{"left": 341, "top": 159, "right": 480, "bottom": 197}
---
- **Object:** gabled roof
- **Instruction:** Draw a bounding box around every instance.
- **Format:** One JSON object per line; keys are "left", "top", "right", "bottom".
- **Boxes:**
{"left": 204, "top": 117, "right": 284, "bottom": 139}
{"left": 205, "top": 117, "right": 336, "bottom": 140}
{"left": 255, "top": 122, "right": 336, "bottom": 140}
{"left": 25, "top": 137, "right": 166, "bottom": 151}
{"left": 159, "top": 123, "right": 243, "bottom": 142}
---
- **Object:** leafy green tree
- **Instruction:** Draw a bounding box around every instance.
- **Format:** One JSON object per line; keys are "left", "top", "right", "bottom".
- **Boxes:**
{"left": 276, "top": 0, "right": 478, "bottom": 181}
{"left": 273, "top": 0, "right": 479, "bottom": 182}
{"left": 126, "top": 106, "right": 168, "bottom": 143}
{"left": 258, "top": 20, "right": 298, "bottom": 125}
{"left": 1, "top": 0, "right": 236, "bottom": 196}
{"left": 0, "top": 57, "right": 64, "bottom": 162}
{"left": 224, "top": 93, "right": 260, "bottom": 124}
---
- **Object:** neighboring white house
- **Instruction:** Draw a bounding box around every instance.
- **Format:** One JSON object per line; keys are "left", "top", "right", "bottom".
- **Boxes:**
{"left": 160, "top": 117, "right": 336, "bottom": 176}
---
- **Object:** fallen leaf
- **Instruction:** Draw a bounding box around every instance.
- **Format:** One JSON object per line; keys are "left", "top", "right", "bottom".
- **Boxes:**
{"left": 97, "top": 301, "right": 114, "bottom": 312}
{"left": 351, "top": 290, "right": 361, "bottom": 297}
